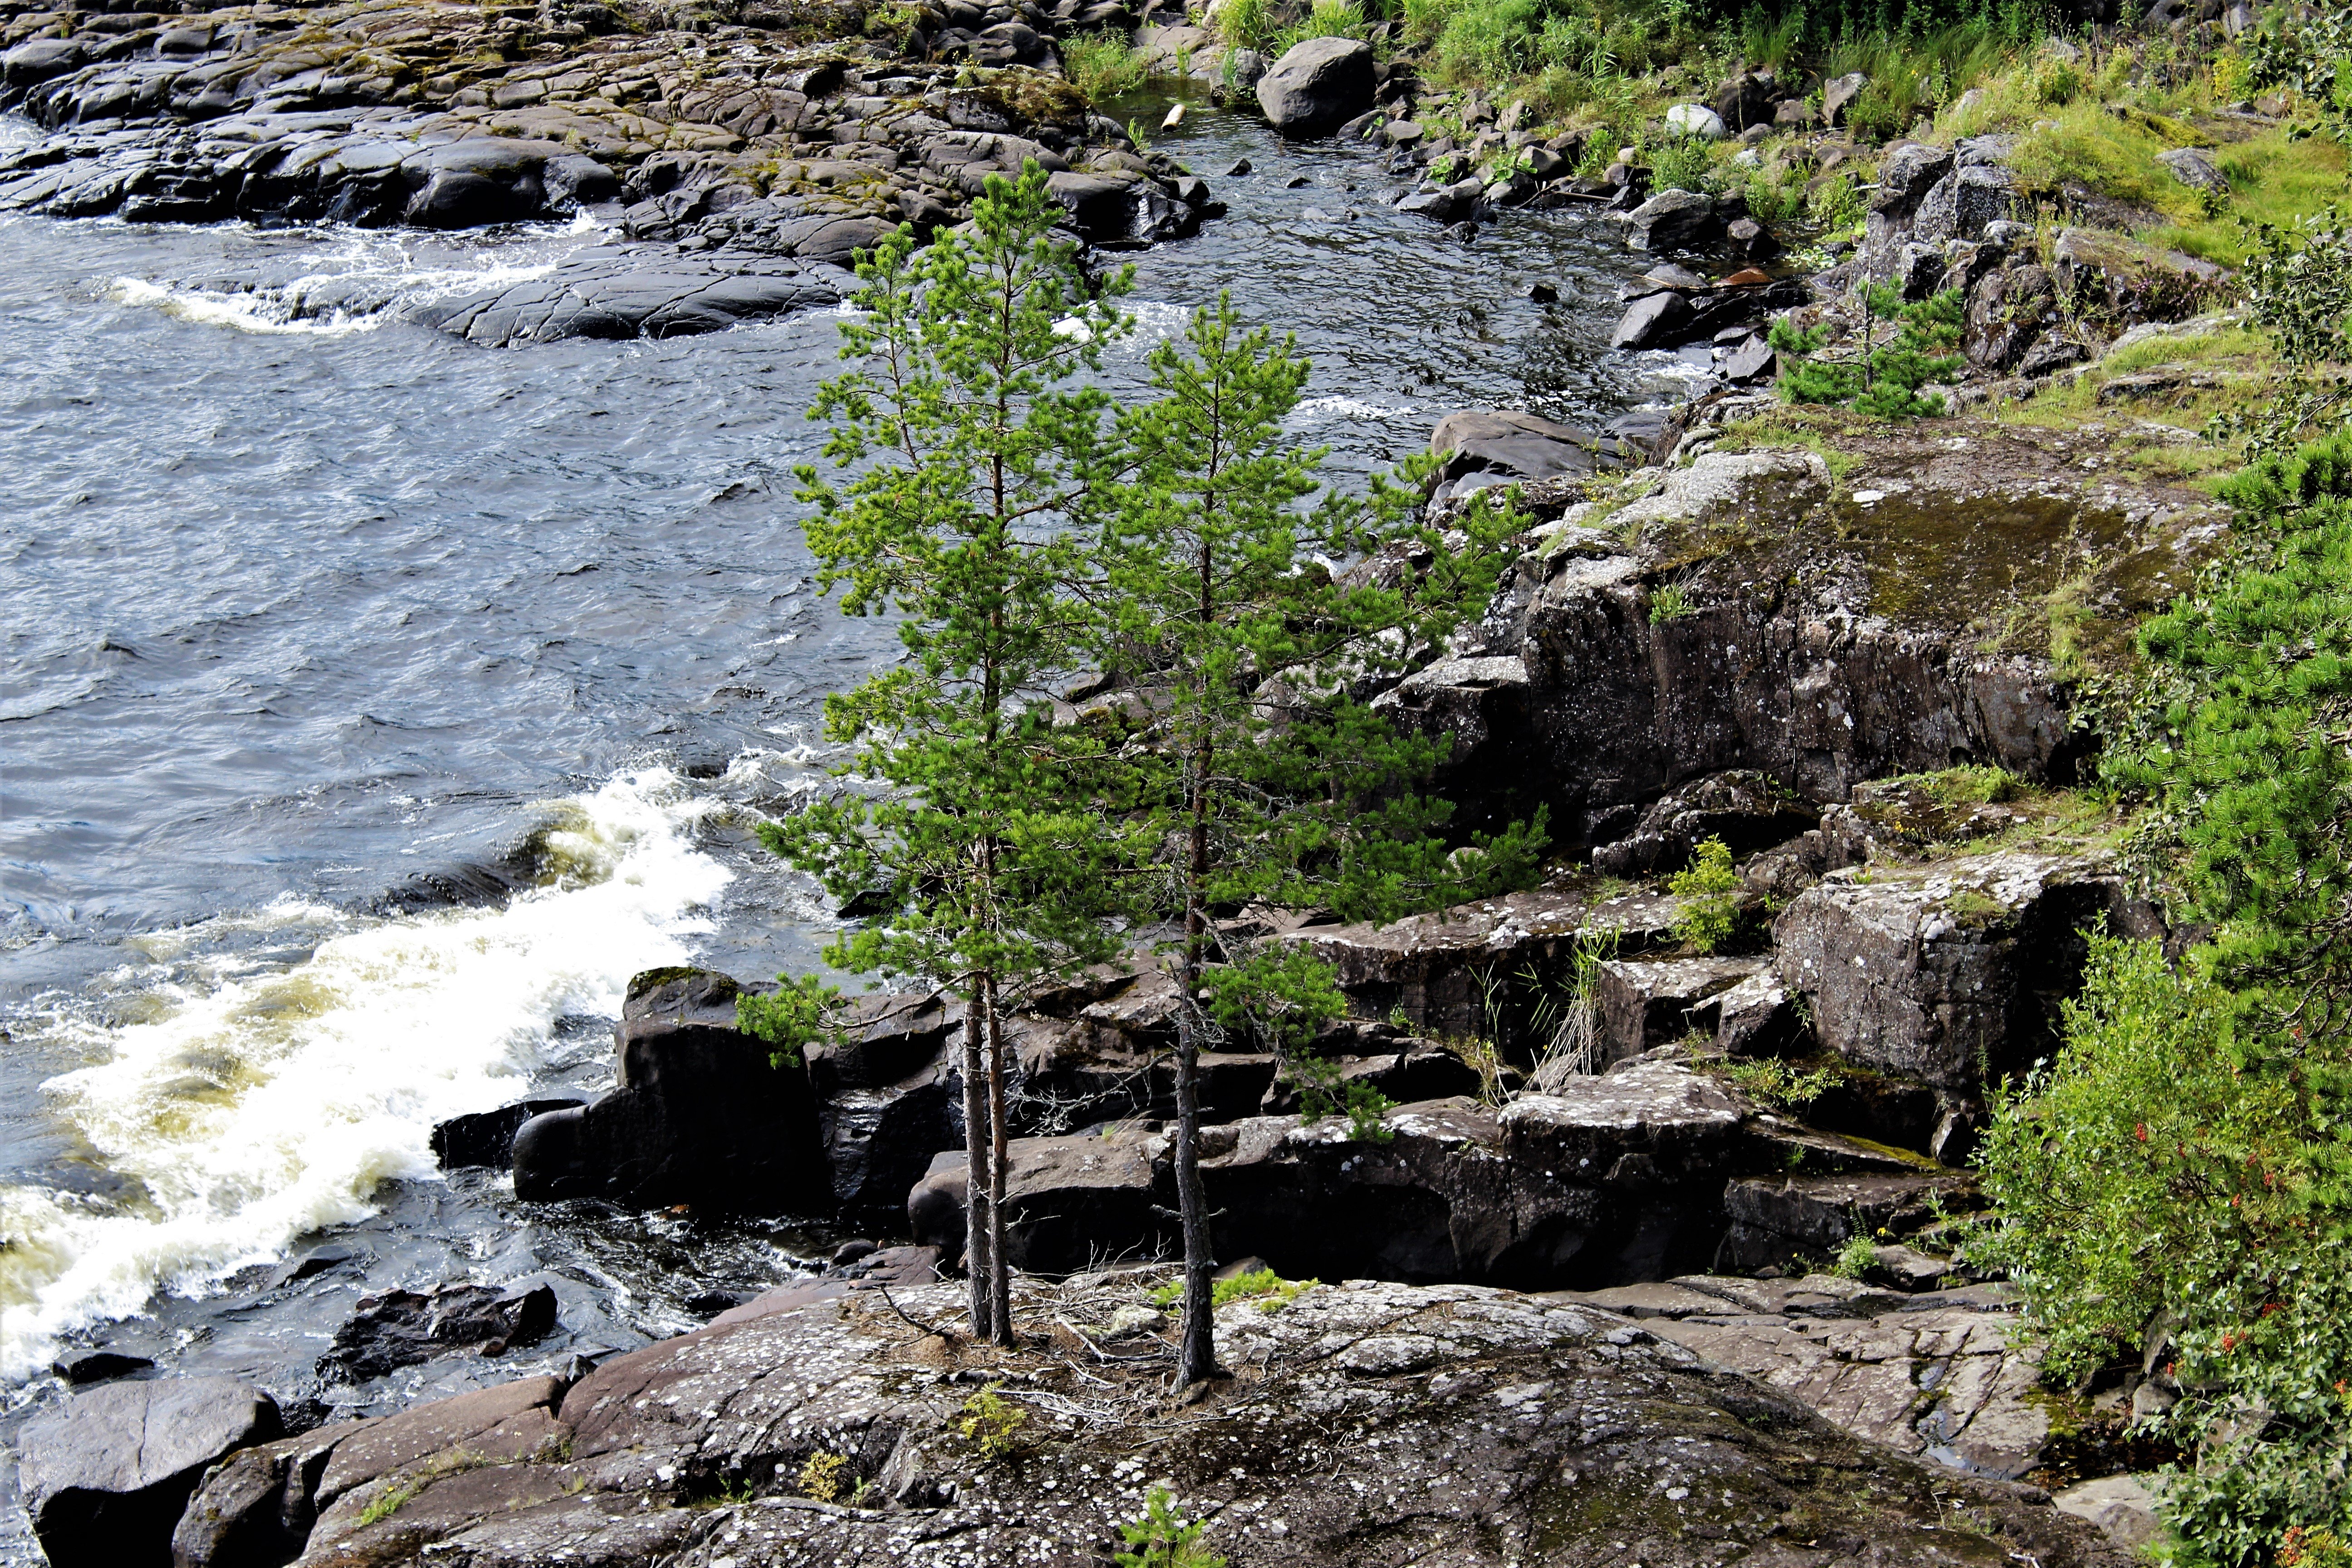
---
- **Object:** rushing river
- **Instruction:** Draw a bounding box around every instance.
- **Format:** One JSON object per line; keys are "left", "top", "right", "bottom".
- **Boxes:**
{"left": 0, "top": 86, "right": 1701, "bottom": 1550}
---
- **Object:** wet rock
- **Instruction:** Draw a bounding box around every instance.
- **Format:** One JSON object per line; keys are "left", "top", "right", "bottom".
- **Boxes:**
{"left": 409, "top": 248, "right": 848, "bottom": 348}
{"left": 1774, "top": 850, "right": 2142, "bottom": 1093}
{"left": 1718, "top": 329, "right": 1776, "bottom": 381}
{"left": 18, "top": 1376, "right": 281, "bottom": 1568}
{"left": 1593, "top": 956, "right": 1768, "bottom": 1062}
{"left": 1625, "top": 187, "right": 1721, "bottom": 251}
{"left": 50, "top": 1351, "right": 155, "bottom": 1387}
{"left": 431, "top": 1098, "right": 588, "bottom": 1171}
{"left": 1255, "top": 36, "right": 1374, "bottom": 136}
{"left": 319, "top": 1283, "right": 560, "bottom": 1382}
{"left": 1426, "top": 408, "right": 1633, "bottom": 504}
{"left": 510, "top": 967, "right": 826, "bottom": 1211}
{"left": 267, "top": 1242, "right": 364, "bottom": 1291}
{"left": 805, "top": 990, "right": 964, "bottom": 1219}
{"left": 1611, "top": 286, "right": 1694, "bottom": 348}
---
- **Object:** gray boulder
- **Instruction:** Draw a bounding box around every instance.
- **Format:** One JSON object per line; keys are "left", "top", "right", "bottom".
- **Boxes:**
{"left": 1593, "top": 956, "right": 1768, "bottom": 1062}
{"left": 1612, "top": 287, "right": 1695, "bottom": 348}
{"left": 1965, "top": 263, "right": 2059, "bottom": 371}
{"left": 1822, "top": 71, "right": 1869, "bottom": 127}
{"left": 1426, "top": 408, "right": 1632, "bottom": 503}
{"left": 18, "top": 1377, "right": 281, "bottom": 1568}
{"left": 1912, "top": 164, "right": 2026, "bottom": 245}
{"left": 1773, "top": 850, "right": 2143, "bottom": 1093}
{"left": 1255, "top": 36, "right": 1374, "bottom": 135}
{"left": 1626, "top": 187, "right": 1721, "bottom": 250}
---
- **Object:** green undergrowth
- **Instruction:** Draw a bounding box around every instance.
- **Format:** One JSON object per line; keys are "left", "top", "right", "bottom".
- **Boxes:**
{"left": 1063, "top": 29, "right": 1148, "bottom": 97}
{"left": 1150, "top": 1268, "right": 1320, "bottom": 1313}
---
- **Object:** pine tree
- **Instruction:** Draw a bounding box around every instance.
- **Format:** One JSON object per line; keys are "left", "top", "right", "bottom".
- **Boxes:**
{"left": 1097, "top": 298, "right": 1546, "bottom": 1386}
{"left": 758, "top": 163, "right": 1135, "bottom": 1344}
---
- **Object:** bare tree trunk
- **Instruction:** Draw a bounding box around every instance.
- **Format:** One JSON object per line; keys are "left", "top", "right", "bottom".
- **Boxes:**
{"left": 1172, "top": 960, "right": 1218, "bottom": 1387}
{"left": 985, "top": 974, "right": 1014, "bottom": 1345}
{"left": 960, "top": 995, "right": 994, "bottom": 1340}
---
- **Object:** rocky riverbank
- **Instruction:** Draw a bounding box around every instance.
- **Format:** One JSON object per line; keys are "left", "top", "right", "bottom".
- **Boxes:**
{"left": 0, "top": 0, "right": 1222, "bottom": 341}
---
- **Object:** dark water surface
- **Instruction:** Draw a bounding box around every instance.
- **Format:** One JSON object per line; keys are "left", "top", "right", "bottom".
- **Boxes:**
{"left": 0, "top": 87, "right": 1696, "bottom": 1552}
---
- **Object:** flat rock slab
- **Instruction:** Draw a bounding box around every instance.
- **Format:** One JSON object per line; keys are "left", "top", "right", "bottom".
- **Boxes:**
{"left": 20, "top": 1376, "right": 281, "bottom": 1568}
{"left": 407, "top": 247, "right": 850, "bottom": 347}
{"left": 174, "top": 1277, "right": 2128, "bottom": 1567}
{"left": 1548, "top": 1273, "right": 2053, "bottom": 1480}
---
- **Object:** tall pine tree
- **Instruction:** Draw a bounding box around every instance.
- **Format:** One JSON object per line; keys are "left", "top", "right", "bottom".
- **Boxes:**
{"left": 759, "top": 165, "right": 1134, "bottom": 1343}
{"left": 1098, "top": 299, "right": 1544, "bottom": 1385}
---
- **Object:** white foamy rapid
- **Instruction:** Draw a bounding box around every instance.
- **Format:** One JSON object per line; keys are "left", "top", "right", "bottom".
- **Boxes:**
{"left": 0, "top": 767, "right": 730, "bottom": 1382}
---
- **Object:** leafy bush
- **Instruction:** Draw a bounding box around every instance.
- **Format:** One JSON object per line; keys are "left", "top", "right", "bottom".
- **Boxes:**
{"left": 2210, "top": 208, "right": 2352, "bottom": 455}
{"left": 1063, "top": 29, "right": 1147, "bottom": 98}
{"left": 1668, "top": 836, "right": 1741, "bottom": 953}
{"left": 1116, "top": 1486, "right": 1228, "bottom": 1568}
{"left": 1975, "top": 438, "right": 2352, "bottom": 1565}
{"left": 1806, "top": 170, "right": 1867, "bottom": 233}
{"left": 1649, "top": 133, "right": 1715, "bottom": 194}
{"left": 799, "top": 1450, "right": 848, "bottom": 1502}
{"left": 1831, "top": 1233, "right": 1878, "bottom": 1279}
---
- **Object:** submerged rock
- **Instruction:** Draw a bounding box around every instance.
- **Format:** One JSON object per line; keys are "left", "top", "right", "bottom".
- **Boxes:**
{"left": 17, "top": 1376, "right": 280, "bottom": 1568}
{"left": 318, "top": 1282, "right": 559, "bottom": 1383}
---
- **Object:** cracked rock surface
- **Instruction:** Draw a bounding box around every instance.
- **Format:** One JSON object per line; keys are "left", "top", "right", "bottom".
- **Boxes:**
{"left": 173, "top": 1274, "right": 2127, "bottom": 1567}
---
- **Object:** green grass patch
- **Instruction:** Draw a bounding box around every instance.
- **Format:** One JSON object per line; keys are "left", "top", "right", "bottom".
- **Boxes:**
{"left": 1063, "top": 29, "right": 1147, "bottom": 99}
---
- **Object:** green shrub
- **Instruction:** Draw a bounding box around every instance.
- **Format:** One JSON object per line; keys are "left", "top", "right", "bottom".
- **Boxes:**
{"left": 1116, "top": 1486, "right": 1228, "bottom": 1568}
{"left": 1150, "top": 1268, "right": 1319, "bottom": 1313}
{"left": 1806, "top": 170, "right": 1867, "bottom": 233}
{"left": 955, "top": 1385, "right": 1028, "bottom": 1460}
{"left": 1216, "top": 0, "right": 1271, "bottom": 49}
{"left": 1773, "top": 284, "right": 1963, "bottom": 420}
{"left": 1975, "top": 438, "right": 2352, "bottom": 1565}
{"left": 1649, "top": 133, "right": 1714, "bottom": 194}
{"left": 1831, "top": 1233, "right": 1878, "bottom": 1279}
{"left": 1721, "top": 1056, "right": 1843, "bottom": 1108}
{"left": 1063, "top": 29, "right": 1147, "bottom": 98}
{"left": 1648, "top": 582, "right": 1695, "bottom": 622}
{"left": 1667, "top": 836, "right": 1741, "bottom": 953}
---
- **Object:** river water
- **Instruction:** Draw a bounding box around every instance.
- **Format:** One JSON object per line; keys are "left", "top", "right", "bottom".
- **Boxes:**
{"left": 0, "top": 87, "right": 1699, "bottom": 1543}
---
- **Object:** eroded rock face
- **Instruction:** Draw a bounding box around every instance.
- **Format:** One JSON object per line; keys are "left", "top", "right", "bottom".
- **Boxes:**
{"left": 1410, "top": 427, "right": 2228, "bottom": 840}
{"left": 17, "top": 1376, "right": 280, "bottom": 1568}
{"left": 170, "top": 1276, "right": 2128, "bottom": 1567}
{"left": 1773, "top": 850, "right": 2144, "bottom": 1093}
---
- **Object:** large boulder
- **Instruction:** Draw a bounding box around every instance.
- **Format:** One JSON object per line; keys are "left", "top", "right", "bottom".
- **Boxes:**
{"left": 172, "top": 1377, "right": 567, "bottom": 1568}
{"left": 430, "top": 1098, "right": 586, "bottom": 1171}
{"left": 1774, "top": 850, "right": 2149, "bottom": 1094}
{"left": 1965, "top": 263, "right": 2060, "bottom": 371}
{"left": 1426, "top": 409, "right": 1634, "bottom": 504}
{"left": 1254, "top": 36, "right": 1374, "bottom": 135}
{"left": 1625, "top": 187, "right": 1723, "bottom": 251}
{"left": 17, "top": 1377, "right": 281, "bottom": 1568}
{"left": 510, "top": 968, "right": 826, "bottom": 1211}
{"left": 1589, "top": 767, "right": 1820, "bottom": 877}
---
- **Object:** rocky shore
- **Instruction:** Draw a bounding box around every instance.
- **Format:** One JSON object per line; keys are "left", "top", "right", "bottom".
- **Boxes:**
{"left": 0, "top": 0, "right": 1221, "bottom": 341}
{"left": 8, "top": 350, "right": 2216, "bottom": 1558}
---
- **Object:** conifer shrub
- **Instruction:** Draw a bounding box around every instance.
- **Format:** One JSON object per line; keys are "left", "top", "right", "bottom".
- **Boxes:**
{"left": 1667, "top": 836, "right": 1741, "bottom": 953}
{"left": 1771, "top": 284, "right": 1964, "bottom": 420}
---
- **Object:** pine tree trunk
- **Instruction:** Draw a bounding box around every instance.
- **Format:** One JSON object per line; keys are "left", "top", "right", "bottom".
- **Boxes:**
{"left": 960, "top": 997, "right": 995, "bottom": 1340}
{"left": 985, "top": 974, "right": 1014, "bottom": 1345}
{"left": 1172, "top": 954, "right": 1218, "bottom": 1387}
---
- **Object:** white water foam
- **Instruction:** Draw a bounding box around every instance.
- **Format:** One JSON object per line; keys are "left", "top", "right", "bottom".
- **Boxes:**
{"left": 104, "top": 216, "right": 599, "bottom": 337}
{"left": 0, "top": 767, "right": 730, "bottom": 1382}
